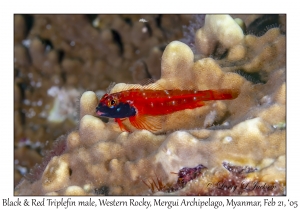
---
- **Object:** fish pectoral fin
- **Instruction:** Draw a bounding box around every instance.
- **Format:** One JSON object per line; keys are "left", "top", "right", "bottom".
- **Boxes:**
{"left": 115, "top": 118, "right": 130, "bottom": 132}
{"left": 129, "top": 115, "right": 162, "bottom": 132}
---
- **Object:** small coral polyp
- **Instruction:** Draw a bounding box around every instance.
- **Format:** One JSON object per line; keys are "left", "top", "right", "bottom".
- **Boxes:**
{"left": 15, "top": 14, "right": 286, "bottom": 196}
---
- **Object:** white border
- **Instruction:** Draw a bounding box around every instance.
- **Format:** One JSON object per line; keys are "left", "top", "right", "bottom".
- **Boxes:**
{"left": 2, "top": 0, "right": 297, "bottom": 209}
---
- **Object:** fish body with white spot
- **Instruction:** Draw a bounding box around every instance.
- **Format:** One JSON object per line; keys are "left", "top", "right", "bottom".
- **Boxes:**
{"left": 96, "top": 88, "right": 239, "bottom": 132}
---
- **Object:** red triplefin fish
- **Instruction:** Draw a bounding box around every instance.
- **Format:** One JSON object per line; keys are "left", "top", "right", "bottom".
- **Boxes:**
{"left": 96, "top": 86, "right": 239, "bottom": 132}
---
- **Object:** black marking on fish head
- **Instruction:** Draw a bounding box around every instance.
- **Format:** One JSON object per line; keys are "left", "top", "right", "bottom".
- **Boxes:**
{"left": 96, "top": 93, "right": 136, "bottom": 118}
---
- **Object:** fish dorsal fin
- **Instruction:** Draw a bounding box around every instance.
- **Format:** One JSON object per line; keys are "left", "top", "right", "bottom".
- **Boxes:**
{"left": 129, "top": 114, "right": 162, "bottom": 132}
{"left": 106, "top": 82, "right": 116, "bottom": 93}
{"left": 110, "top": 81, "right": 164, "bottom": 93}
{"left": 137, "top": 78, "right": 156, "bottom": 86}
{"left": 144, "top": 82, "right": 164, "bottom": 90}
{"left": 137, "top": 78, "right": 165, "bottom": 90}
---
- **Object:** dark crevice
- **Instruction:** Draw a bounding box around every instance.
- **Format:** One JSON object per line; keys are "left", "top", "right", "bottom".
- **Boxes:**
{"left": 247, "top": 15, "right": 279, "bottom": 37}
{"left": 215, "top": 111, "right": 231, "bottom": 126}
{"left": 35, "top": 146, "right": 42, "bottom": 156}
{"left": 211, "top": 42, "right": 228, "bottom": 60}
{"left": 124, "top": 18, "right": 132, "bottom": 26}
{"left": 57, "top": 50, "right": 65, "bottom": 63}
{"left": 61, "top": 71, "right": 66, "bottom": 83}
{"left": 111, "top": 29, "right": 123, "bottom": 55}
{"left": 140, "top": 60, "right": 152, "bottom": 79}
{"left": 22, "top": 15, "right": 34, "bottom": 36}
{"left": 57, "top": 50, "right": 65, "bottom": 85}
{"left": 155, "top": 14, "right": 162, "bottom": 28}
{"left": 14, "top": 68, "right": 20, "bottom": 78}
{"left": 17, "top": 83, "right": 26, "bottom": 100}
{"left": 95, "top": 186, "right": 109, "bottom": 195}
{"left": 205, "top": 111, "right": 232, "bottom": 130}
{"left": 85, "top": 14, "right": 98, "bottom": 25}
{"left": 234, "top": 70, "right": 265, "bottom": 84}
{"left": 39, "top": 37, "right": 53, "bottom": 51}
{"left": 99, "top": 117, "right": 109, "bottom": 123}
{"left": 218, "top": 49, "right": 229, "bottom": 60}
{"left": 158, "top": 44, "right": 167, "bottom": 52}
{"left": 69, "top": 168, "right": 72, "bottom": 176}
{"left": 17, "top": 83, "right": 27, "bottom": 125}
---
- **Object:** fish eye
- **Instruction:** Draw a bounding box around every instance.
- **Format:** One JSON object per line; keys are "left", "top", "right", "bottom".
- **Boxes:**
{"left": 111, "top": 100, "right": 115, "bottom": 105}
{"left": 107, "top": 97, "right": 118, "bottom": 108}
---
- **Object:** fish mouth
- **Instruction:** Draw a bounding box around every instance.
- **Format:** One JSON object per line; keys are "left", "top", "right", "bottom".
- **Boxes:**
{"left": 96, "top": 110, "right": 105, "bottom": 116}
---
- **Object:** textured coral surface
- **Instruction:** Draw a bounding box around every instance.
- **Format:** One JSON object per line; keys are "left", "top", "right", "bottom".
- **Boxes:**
{"left": 14, "top": 14, "right": 191, "bottom": 186}
{"left": 15, "top": 14, "right": 286, "bottom": 195}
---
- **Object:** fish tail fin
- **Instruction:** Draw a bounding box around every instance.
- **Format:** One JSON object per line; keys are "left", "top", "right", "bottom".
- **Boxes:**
{"left": 210, "top": 89, "right": 240, "bottom": 100}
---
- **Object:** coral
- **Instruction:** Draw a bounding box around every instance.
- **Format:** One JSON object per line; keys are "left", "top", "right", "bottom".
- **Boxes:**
{"left": 14, "top": 14, "right": 192, "bottom": 186}
{"left": 181, "top": 14, "right": 206, "bottom": 52}
{"left": 15, "top": 14, "right": 285, "bottom": 196}
{"left": 195, "top": 15, "right": 244, "bottom": 57}
{"left": 24, "top": 136, "right": 67, "bottom": 183}
{"left": 47, "top": 86, "right": 80, "bottom": 123}
{"left": 143, "top": 164, "right": 206, "bottom": 193}
{"left": 64, "top": 186, "right": 86, "bottom": 195}
{"left": 194, "top": 15, "right": 285, "bottom": 83}
{"left": 131, "top": 46, "right": 164, "bottom": 83}
{"left": 41, "top": 154, "right": 70, "bottom": 192}
{"left": 109, "top": 41, "right": 248, "bottom": 133}
{"left": 170, "top": 165, "right": 285, "bottom": 196}
{"left": 231, "top": 14, "right": 286, "bottom": 36}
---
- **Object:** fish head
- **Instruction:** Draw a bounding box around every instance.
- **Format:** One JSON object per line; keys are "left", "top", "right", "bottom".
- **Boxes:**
{"left": 96, "top": 93, "right": 136, "bottom": 118}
